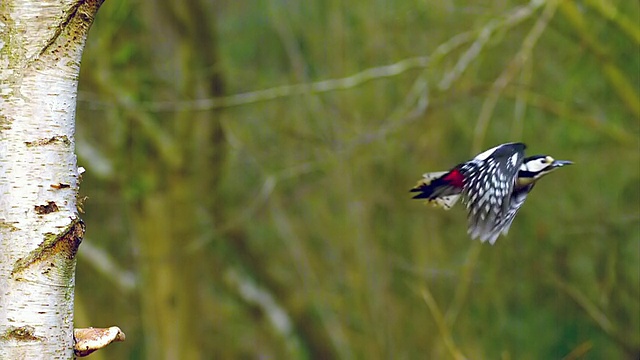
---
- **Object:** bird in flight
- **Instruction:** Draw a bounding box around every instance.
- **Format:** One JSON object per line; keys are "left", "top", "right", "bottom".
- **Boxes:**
{"left": 410, "top": 142, "right": 572, "bottom": 244}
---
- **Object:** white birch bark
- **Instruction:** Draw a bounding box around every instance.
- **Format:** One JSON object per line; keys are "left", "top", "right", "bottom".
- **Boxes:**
{"left": 0, "top": 0, "right": 104, "bottom": 358}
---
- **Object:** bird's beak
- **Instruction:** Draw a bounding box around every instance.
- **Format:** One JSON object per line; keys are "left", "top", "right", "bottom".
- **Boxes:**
{"left": 552, "top": 160, "right": 573, "bottom": 168}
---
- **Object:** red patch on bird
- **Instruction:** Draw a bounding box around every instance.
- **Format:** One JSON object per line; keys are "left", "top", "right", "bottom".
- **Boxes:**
{"left": 443, "top": 169, "right": 464, "bottom": 188}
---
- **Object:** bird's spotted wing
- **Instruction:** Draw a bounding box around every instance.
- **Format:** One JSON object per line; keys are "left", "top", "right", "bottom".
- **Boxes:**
{"left": 495, "top": 184, "right": 532, "bottom": 237}
{"left": 462, "top": 144, "right": 526, "bottom": 244}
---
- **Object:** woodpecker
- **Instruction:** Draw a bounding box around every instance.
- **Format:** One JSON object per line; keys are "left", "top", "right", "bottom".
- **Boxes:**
{"left": 410, "top": 142, "right": 572, "bottom": 244}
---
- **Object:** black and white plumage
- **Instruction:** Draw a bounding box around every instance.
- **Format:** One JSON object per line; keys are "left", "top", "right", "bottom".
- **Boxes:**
{"left": 410, "top": 142, "right": 572, "bottom": 244}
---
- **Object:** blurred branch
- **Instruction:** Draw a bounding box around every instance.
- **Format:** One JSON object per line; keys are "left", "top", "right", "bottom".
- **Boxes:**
{"left": 549, "top": 273, "right": 614, "bottom": 331}
{"left": 136, "top": 55, "right": 430, "bottom": 112}
{"left": 79, "top": 1, "right": 544, "bottom": 114}
{"left": 472, "top": 0, "right": 559, "bottom": 152}
{"left": 269, "top": 197, "right": 353, "bottom": 359}
{"left": 76, "top": 0, "right": 547, "bottom": 120}
{"left": 511, "top": 58, "right": 533, "bottom": 140}
{"left": 549, "top": 273, "right": 638, "bottom": 353}
{"left": 504, "top": 90, "right": 636, "bottom": 145}
{"left": 561, "top": 341, "right": 593, "bottom": 360}
{"left": 324, "top": 0, "right": 539, "bottom": 154}
{"left": 92, "top": 74, "right": 183, "bottom": 168}
{"left": 224, "top": 269, "right": 304, "bottom": 358}
{"left": 421, "top": 287, "right": 467, "bottom": 360}
{"left": 76, "top": 139, "right": 114, "bottom": 179}
{"left": 559, "top": 0, "right": 640, "bottom": 119}
{"left": 186, "top": 175, "right": 277, "bottom": 252}
{"left": 583, "top": 0, "right": 640, "bottom": 45}
{"left": 392, "top": 255, "right": 461, "bottom": 281}
{"left": 339, "top": 0, "right": 552, "bottom": 156}
{"left": 266, "top": 0, "right": 332, "bottom": 134}
{"left": 79, "top": 241, "right": 137, "bottom": 293}
{"left": 77, "top": 54, "right": 426, "bottom": 112}
{"left": 344, "top": 77, "right": 430, "bottom": 153}
{"left": 267, "top": 0, "right": 307, "bottom": 81}
{"left": 444, "top": 243, "right": 482, "bottom": 328}
{"left": 438, "top": 0, "right": 546, "bottom": 91}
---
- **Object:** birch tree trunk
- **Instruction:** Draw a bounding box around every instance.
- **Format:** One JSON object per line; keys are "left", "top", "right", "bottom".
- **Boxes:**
{"left": 0, "top": 0, "right": 104, "bottom": 358}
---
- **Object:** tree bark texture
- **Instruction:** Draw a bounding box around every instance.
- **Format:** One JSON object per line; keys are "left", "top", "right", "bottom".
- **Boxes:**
{"left": 0, "top": 1, "right": 103, "bottom": 358}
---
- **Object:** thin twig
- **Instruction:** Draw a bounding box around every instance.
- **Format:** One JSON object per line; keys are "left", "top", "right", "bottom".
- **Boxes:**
{"left": 224, "top": 269, "right": 303, "bottom": 357}
{"left": 421, "top": 287, "right": 468, "bottom": 360}
{"left": 583, "top": 0, "right": 640, "bottom": 45}
{"left": 561, "top": 341, "right": 593, "bottom": 360}
{"left": 549, "top": 274, "right": 615, "bottom": 337}
{"left": 444, "top": 242, "right": 482, "bottom": 327}
{"left": 472, "top": 0, "right": 559, "bottom": 152}
{"left": 141, "top": 56, "right": 431, "bottom": 112}
{"left": 510, "top": 57, "right": 533, "bottom": 140}
{"left": 504, "top": 90, "right": 635, "bottom": 145}
{"left": 92, "top": 75, "right": 183, "bottom": 168}
{"left": 186, "top": 175, "right": 277, "bottom": 252}
{"left": 559, "top": 0, "right": 640, "bottom": 119}
{"left": 438, "top": 0, "right": 547, "bottom": 91}
{"left": 79, "top": 241, "right": 137, "bottom": 293}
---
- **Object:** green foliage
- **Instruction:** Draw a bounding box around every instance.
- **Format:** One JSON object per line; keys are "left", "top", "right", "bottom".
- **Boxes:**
{"left": 76, "top": 0, "right": 639, "bottom": 358}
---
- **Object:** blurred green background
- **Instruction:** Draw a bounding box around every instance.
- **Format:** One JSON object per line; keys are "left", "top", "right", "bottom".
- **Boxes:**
{"left": 74, "top": 0, "right": 639, "bottom": 358}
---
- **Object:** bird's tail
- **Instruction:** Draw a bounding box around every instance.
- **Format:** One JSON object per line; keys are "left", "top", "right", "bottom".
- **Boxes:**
{"left": 410, "top": 171, "right": 463, "bottom": 210}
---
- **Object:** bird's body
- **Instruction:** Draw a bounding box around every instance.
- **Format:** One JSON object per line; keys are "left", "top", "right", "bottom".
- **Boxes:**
{"left": 411, "top": 142, "right": 571, "bottom": 244}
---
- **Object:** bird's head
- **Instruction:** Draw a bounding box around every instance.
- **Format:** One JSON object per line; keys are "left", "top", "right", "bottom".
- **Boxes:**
{"left": 517, "top": 155, "right": 572, "bottom": 186}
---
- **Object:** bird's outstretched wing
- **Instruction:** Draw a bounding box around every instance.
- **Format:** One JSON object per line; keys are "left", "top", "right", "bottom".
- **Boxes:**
{"left": 462, "top": 143, "right": 526, "bottom": 244}
{"left": 495, "top": 184, "right": 533, "bottom": 236}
